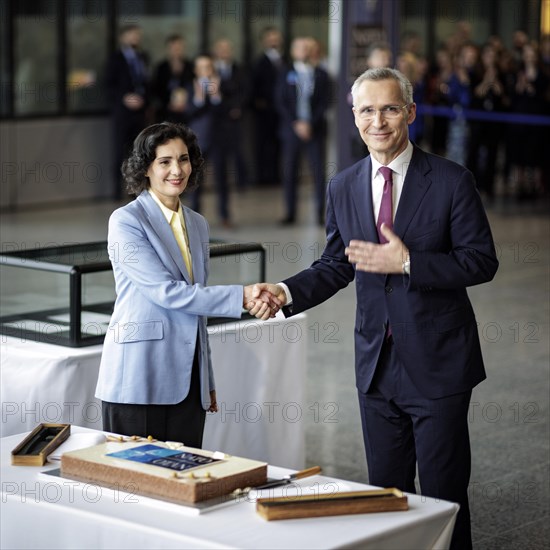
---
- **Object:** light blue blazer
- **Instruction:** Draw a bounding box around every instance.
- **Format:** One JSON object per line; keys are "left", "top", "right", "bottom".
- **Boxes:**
{"left": 95, "top": 189, "right": 243, "bottom": 407}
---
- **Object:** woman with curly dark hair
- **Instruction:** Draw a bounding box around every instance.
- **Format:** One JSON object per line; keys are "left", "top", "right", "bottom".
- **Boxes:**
{"left": 121, "top": 121, "right": 204, "bottom": 196}
{"left": 96, "top": 122, "right": 277, "bottom": 445}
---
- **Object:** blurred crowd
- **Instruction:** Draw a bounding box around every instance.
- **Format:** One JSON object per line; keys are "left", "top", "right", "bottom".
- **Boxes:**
{"left": 105, "top": 24, "right": 330, "bottom": 226}
{"left": 105, "top": 22, "right": 550, "bottom": 221}
{"left": 386, "top": 23, "right": 550, "bottom": 202}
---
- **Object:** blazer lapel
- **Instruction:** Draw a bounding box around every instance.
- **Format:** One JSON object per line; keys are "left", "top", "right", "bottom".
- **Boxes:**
{"left": 138, "top": 191, "right": 192, "bottom": 283}
{"left": 393, "top": 147, "right": 433, "bottom": 238}
{"left": 350, "top": 156, "right": 379, "bottom": 242}
{"left": 183, "top": 207, "right": 205, "bottom": 286}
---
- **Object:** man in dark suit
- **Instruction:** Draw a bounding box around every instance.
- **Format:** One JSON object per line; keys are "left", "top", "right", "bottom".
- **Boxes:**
{"left": 252, "top": 68, "right": 498, "bottom": 549}
{"left": 105, "top": 24, "right": 150, "bottom": 199}
{"left": 152, "top": 34, "right": 194, "bottom": 124}
{"left": 212, "top": 39, "right": 249, "bottom": 204}
{"left": 276, "top": 37, "right": 330, "bottom": 225}
{"left": 251, "top": 26, "right": 284, "bottom": 185}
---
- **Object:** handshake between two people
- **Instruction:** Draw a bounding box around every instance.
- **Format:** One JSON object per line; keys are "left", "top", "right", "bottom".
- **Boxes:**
{"left": 243, "top": 283, "right": 287, "bottom": 320}
{"left": 242, "top": 225, "right": 409, "bottom": 321}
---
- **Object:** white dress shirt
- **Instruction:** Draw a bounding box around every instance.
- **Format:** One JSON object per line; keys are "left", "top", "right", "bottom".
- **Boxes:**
{"left": 279, "top": 141, "right": 414, "bottom": 305}
{"left": 370, "top": 140, "right": 413, "bottom": 222}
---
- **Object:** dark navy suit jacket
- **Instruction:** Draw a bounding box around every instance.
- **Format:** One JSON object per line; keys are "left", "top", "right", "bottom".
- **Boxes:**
{"left": 283, "top": 145, "right": 499, "bottom": 399}
{"left": 105, "top": 49, "right": 150, "bottom": 112}
{"left": 275, "top": 64, "right": 330, "bottom": 138}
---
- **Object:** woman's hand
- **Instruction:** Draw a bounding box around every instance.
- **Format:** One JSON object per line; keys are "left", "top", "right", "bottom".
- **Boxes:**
{"left": 208, "top": 390, "right": 218, "bottom": 413}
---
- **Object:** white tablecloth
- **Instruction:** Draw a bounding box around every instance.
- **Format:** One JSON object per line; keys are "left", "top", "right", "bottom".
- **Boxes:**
{"left": 0, "top": 427, "right": 458, "bottom": 550}
{"left": 0, "top": 314, "right": 307, "bottom": 468}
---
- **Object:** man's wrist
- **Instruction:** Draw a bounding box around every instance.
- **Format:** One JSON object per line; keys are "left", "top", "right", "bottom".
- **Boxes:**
{"left": 276, "top": 282, "right": 292, "bottom": 306}
{"left": 402, "top": 251, "right": 411, "bottom": 275}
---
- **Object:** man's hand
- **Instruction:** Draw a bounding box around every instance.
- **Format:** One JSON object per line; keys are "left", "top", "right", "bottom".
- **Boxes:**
{"left": 243, "top": 283, "right": 287, "bottom": 320}
{"left": 345, "top": 224, "right": 409, "bottom": 274}
{"left": 293, "top": 120, "right": 312, "bottom": 141}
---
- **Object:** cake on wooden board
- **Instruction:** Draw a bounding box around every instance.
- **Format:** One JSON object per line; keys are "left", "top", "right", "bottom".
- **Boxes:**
{"left": 61, "top": 439, "right": 267, "bottom": 503}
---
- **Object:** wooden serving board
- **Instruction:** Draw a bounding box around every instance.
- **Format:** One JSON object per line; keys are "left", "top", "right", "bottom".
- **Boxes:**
{"left": 256, "top": 488, "right": 408, "bottom": 520}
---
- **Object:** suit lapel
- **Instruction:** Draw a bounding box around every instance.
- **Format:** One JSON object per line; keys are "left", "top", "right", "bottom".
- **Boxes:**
{"left": 137, "top": 191, "right": 192, "bottom": 284}
{"left": 183, "top": 206, "right": 205, "bottom": 286}
{"left": 393, "top": 147, "right": 433, "bottom": 238}
{"left": 350, "top": 157, "right": 379, "bottom": 242}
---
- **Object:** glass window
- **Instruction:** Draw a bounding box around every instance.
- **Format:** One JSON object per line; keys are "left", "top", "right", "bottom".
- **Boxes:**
{"left": 67, "top": 0, "right": 109, "bottom": 113}
{"left": 14, "top": 0, "right": 60, "bottom": 115}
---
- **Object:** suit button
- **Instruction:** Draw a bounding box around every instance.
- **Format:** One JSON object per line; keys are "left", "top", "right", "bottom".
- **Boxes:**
{"left": 385, "top": 285, "right": 393, "bottom": 294}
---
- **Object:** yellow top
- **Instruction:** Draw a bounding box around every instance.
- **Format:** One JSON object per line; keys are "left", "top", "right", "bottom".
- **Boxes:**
{"left": 149, "top": 190, "right": 193, "bottom": 282}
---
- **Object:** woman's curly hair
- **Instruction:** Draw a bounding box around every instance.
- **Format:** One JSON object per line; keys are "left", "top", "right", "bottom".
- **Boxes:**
{"left": 122, "top": 122, "right": 204, "bottom": 196}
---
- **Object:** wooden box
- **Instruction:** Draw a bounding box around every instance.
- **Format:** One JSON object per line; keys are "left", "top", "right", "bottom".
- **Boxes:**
{"left": 11, "top": 423, "right": 71, "bottom": 466}
{"left": 257, "top": 488, "right": 408, "bottom": 521}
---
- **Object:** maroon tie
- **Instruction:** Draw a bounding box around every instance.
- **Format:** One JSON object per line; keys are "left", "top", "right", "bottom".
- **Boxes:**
{"left": 377, "top": 166, "right": 393, "bottom": 244}
{"left": 377, "top": 166, "right": 394, "bottom": 339}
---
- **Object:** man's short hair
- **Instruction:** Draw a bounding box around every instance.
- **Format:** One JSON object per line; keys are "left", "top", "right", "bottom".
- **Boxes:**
{"left": 118, "top": 24, "right": 141, "bottom": 37}
{"left": 351, "top": 68, "right": 413, "bottom": 106}
{"left": 165, "top": 34, "right": 183, "bottom": 45}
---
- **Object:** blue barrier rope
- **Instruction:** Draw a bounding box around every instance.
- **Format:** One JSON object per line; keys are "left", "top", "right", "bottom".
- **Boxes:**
{"left": 416, "top": 104, "right": 550, "bottom": 126}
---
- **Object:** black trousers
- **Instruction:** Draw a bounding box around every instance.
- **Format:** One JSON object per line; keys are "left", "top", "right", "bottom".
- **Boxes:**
{"left": 102, "top": 353, "right": 206, "bottom": 448}
{"left": 358, "top": 338, "right": 473, "bottom": 550}
{"left": 281, "top": 132, "right": 326, "bottom": 222}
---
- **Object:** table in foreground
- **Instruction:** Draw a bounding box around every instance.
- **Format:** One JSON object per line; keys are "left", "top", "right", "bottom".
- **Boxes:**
{"left": 1, "top": 427, "right": 459, "bottom": 550}
{"left": 1, "top": 313, "right": 307, "bottom": 469}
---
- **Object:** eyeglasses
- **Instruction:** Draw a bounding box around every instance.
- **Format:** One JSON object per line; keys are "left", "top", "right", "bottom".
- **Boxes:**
{"left": 355, "top": 104, "right": 410, "bottom": 120}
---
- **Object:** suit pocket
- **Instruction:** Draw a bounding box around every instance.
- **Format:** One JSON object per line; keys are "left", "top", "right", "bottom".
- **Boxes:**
{"left": 406, "top": 219, "right": 439, "bottom": 242}
{"left": 109, "top": 320, "right": 164, "bottom": 343}
{"left": 435, "top": 308, "right": 475, "bottom": 332}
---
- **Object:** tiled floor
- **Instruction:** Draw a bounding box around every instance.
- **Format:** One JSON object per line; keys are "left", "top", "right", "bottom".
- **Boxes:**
{"left": 1, "top": 181, "right": 548, "bottom": 549}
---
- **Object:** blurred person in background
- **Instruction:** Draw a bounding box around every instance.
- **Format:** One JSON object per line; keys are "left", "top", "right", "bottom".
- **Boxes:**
{"left": 307, "top": 37, "right": 328, "bottom": 70}
{"left": 366, "top": 42, "right": 393, "bottom": 69}
{"left": 426, "top": 46, "right": 454, "bottom": 157}
{"left": 498, "top": 44, "right": 519, "bottom": 191}
{"left": 445, "top": 20, "right": 473, "bottom": 59}
{"left": 512, "top": 30, "right": 529, "bottom": 65}
{"left": 509, "top": 42, "right": 550, "bottom": 200}
{"left": 541, "top": 35, "right": 550, "bottom": 79}
{"left": 152, "top": 34, "right": 194, "bottom": 124}
{"left": 185, "top": 54, "right": 222, "bottom": 218}
{"left": 398, "top": 31, "right": 428, "bottom": 145}
{"left": 466, "top": 42, "right": 505, "bottom": 200}
{"left": 276, "top": 37, "right": 330, "bottom": 226}
{"left": 396, "top": 51, "right": 427, "bottom": 144}
{"left": 106, "top": 24, "right": 151, "bottom": 200}
{"left": 445, "top": 42, "right": 478, "bottom": 166}
{"left": 212, "top": 38, "right": 249, "bottom": 199}
{"left": 540, "top": 35, "right": 550, "bottom": 194}
{"left": 251, "top": 26, "right": 284, "bottom": 185}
